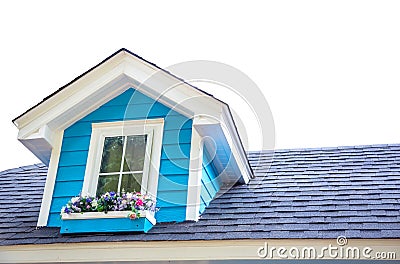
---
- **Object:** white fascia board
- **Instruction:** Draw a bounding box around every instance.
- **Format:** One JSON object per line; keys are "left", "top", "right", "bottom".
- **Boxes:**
{"left": 220, "top": 106, "right": 253, "bottom": 183}
{"left": 17, "top": 66, "right": 128, "bottom": 137}
{"left": 13, "top": 51, "right": 127, "bottom": 129}
{"left": 14, "top": 51, "right": 249, "bottom": 184}
{"left": 15, "top": 52, "right": 223, "bottom": 142}
{"left": 1, "top": 239, "right": 399, "bottom": 263}
{"left": 16, "top": 74, "right": 132, "bottom": 165}
{"left": 122, "top": 56, "right": 223, "bottom": 119}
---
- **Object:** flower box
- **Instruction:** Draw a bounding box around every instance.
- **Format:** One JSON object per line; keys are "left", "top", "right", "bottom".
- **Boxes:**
{"left": 60, "top": 192, "right": 157, "bottom": 234}
{"left": 60, "top": 210, "right": 156, "bottom": 234}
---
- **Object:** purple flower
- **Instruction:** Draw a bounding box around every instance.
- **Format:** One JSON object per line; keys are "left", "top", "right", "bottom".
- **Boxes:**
{"left": 61, "top": 192, "right": 157, "bottom": 216}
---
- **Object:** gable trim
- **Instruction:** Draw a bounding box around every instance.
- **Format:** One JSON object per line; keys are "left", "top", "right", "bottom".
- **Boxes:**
{"left": 12, "top": 48, "right": 217, "bottom": 125}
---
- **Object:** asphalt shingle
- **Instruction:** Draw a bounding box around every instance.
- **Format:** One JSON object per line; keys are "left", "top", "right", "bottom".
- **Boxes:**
{"left": 0, "top": 144, "right": 400, "bottom": 245}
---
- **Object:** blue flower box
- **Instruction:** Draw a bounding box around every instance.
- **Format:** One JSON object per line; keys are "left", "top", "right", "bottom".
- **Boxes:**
{"left": 60, "top": 211, "right": 155, "bottom": 234}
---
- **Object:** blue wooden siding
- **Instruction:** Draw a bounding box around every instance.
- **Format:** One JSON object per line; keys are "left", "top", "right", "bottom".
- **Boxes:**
{"left": 199, "top": 148, "right": 221, "bottom": 215}
{"left": 61, "top": 217, "right": 154, "bottom": 234}
{"left": 48, "top": 88, "right": 192, "bottom": 226}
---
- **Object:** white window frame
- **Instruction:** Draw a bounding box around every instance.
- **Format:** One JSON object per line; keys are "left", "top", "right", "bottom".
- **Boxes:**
{"left": 82, "top": 119, "right": 164, "bottom": 200}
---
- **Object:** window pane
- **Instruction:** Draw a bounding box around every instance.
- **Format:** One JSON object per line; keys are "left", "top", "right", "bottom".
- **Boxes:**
{"left": 123, "top": 135, "right": 147, "bottom": 172}
{"left": 100, "top": 136, "right": 124, "bottom": 173}
{"left": 97, "top": 174, "right": 119, "bottom": 196}
{"left": 121, "top": 173, "right": 143, "bottom": 193}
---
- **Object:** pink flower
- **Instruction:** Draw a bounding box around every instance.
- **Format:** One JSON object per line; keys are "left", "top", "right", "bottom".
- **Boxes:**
{"left": 136, "top": 199, "right": 144, "bottom": 206}
{"left": 129, "top": 212, "right": 137, "bottom": 220}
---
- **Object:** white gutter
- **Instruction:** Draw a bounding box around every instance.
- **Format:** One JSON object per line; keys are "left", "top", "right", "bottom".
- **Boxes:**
{"left": 1, "top": 239, "right": 399, "bottom": 263}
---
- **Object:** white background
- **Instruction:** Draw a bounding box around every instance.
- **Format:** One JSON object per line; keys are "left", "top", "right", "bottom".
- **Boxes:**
{"left": 0, "top": 1, "right": 399, "bottom": 171}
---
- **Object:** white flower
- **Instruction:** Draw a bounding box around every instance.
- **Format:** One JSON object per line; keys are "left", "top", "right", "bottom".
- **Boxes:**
{"left": 71, "top": 197, "right": 80, "bottom": 204}
{"left": 91, "top": 200, "right": 98, "bottom": 207}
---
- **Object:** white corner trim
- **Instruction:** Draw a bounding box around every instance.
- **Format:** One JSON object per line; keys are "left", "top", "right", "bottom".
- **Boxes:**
{"left": 185, "top": 127, "right": 203, "bottom": 221}
{"left": 37, "top": 131, "right": 64, "bottom": 227}
{"left": 145, "top": 119, "right": 164, "bottom": 201}
{"left": 61, "top": 210, "right": 156, "bottom": 225}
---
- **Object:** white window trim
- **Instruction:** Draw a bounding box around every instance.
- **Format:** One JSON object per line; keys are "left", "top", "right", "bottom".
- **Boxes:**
{"left": 82, "top": 119, "right": 164, "bottom": 201}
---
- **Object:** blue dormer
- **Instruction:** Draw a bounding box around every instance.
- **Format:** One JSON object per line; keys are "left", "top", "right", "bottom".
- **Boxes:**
{"left": 12, "top": 49, "right": 253, "bottom": 234}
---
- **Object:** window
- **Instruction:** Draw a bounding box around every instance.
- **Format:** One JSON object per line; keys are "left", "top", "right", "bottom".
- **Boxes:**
{"left": 96, "top": 135, "right": 149, "bottom": 195}
{"left": 82, "top": 119, "right": 164, "bottom": 199}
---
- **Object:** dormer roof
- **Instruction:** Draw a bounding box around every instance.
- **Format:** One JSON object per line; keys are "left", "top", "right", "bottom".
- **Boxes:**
{"left": 13, "top": 48, "right": 253, "bottom": 184}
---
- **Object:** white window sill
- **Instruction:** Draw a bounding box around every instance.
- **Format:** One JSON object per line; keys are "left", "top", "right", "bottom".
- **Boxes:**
{"left": 61, "top": 210, "right": 156, "bottom": 225}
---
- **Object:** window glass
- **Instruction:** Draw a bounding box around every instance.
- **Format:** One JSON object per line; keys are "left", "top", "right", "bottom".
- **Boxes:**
{"left": 96, "top": 135, "right": 147, "bottom": 195}
{"left": 123, "top": 135, "right": 147, "bottom": 172}
{"left": 100, "top": 136, "right": 124, "bottom": 173}
{"left": 97, "top": 174, "right": 119, "bottom": 195}
{"left": 121, "top": 173, "right": 143, "bottom": 193}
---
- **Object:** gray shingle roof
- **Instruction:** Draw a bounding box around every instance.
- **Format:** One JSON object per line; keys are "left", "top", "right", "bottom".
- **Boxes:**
{"left": 1, "top": 143, "right": 400, "bottom": 245}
